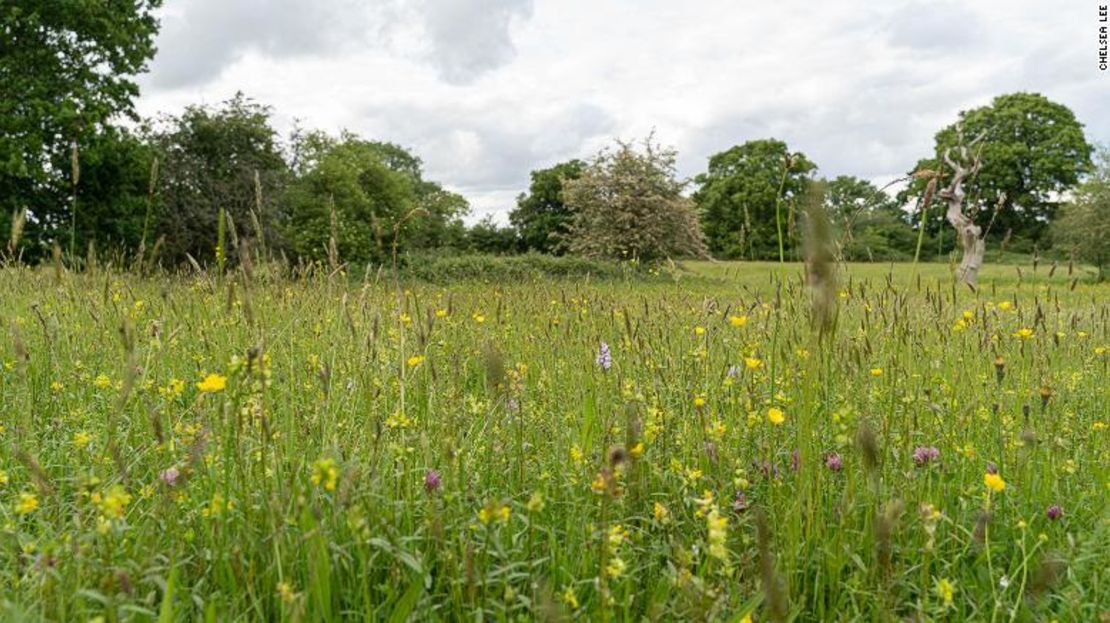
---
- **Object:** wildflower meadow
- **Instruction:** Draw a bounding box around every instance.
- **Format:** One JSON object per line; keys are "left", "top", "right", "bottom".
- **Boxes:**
{"left": 0, "top": 261, "right": 1107, "bottom": 621}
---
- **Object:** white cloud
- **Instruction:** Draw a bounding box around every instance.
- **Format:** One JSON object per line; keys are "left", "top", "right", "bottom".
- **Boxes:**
{"left": 137, "top": 0, "right": 1109, "bottom": 223}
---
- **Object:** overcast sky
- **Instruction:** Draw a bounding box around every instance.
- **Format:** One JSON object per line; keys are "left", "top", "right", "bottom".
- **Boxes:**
{"left": 135, "top": 0, "right": 1108, "bottom": 222}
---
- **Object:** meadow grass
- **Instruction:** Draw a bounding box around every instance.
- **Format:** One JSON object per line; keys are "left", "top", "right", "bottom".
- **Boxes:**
{"left": 0, "top": 260, "right": 1107, "bottom": 621}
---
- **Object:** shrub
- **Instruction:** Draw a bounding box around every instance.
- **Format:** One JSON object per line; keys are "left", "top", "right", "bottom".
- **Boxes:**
{"left": 397, "top": 253, "right": 631, "bottom": 283}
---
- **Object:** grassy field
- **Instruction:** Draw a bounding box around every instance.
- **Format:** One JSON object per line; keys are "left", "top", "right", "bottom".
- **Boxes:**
{"left": 0, "top": 260, "right": 1107, "bottom": 621}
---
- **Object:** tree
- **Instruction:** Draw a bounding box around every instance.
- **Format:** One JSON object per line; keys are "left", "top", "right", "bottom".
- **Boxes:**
{"left": 284, "top": 132, "right": 468, "bottom": 265}
{"left": 938, "top": 132, "right": 988, "bottom": 286}
{"left": 509, "top": 160, "right": 585, "bottom": 254}
{"left": 563, "top": 137, "right": 706, "bottom": 262}
{"left": 408, "top": 184, "right": 469, "bottom": 251}
{"left": 823, "top": 176, "right": 916, "bottom": 261}
{"left": 58, "top": 126, "right": 156, "bottom": 259}
{"left": 466, "top": 216, "right": 521, "bottom": 255}
{"left": 694, "top": 139, "right": 816, "bottom": 260}
{"left": 0, "top": 1, "right": 161, "bottom": 256}
{"left": 149, "top": 94, "right": 290, "bottom": 266}
{"left": 905, "top": 93, "right": 1092, "bottom": 243}
{"left": 1051, "top": 147, "right": 1110, "bottom": 281}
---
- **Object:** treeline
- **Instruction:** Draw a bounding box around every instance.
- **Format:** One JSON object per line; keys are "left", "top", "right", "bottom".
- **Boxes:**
{"left": 2, "top": 92, "right": 1102, "bottom": 272}
{"left": 505, "top": 92, "right": 1097, "bottom": 264}
{"left": 2, "top": 94, "right": 477, "bottom": 266}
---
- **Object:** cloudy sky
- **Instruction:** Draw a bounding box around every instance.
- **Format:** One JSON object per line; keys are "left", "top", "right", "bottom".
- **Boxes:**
{"left": 136, "top": 0, "right": 1108, "bottom": 222}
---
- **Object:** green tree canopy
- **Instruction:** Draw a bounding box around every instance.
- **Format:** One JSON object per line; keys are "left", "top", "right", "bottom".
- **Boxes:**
{"left": 3, "top": 126, "right": 156, "bottom": 263}
{"left": 1050, "top": 146, "right": 1110, "bottom": 281}
{"left": 694, "top": 139, "right": 816, "bottom": 260}
{"left": 466, "top": 215, "right": 521, "bottom": 255}
{"left": 284, "top": 132, "right": 468, "bottom": 265}
{"left": 509, "top": 159, "right": 585, "bottom": 254}
{"left": 0, "top": 0, "right": 161, "bottom": 252}
{"left": 148, "top": 94, "right": 290, "bottom": 266}
{"left": 823, "top": 176, "right": 916, "bottom": 261}
{"left": 905, "top": 92, "right": 1092, "bottom": 243}
{"left": 62, "top": 126, "right": 156, "bottom": 259}
{"left": 563, "top": 137, "right": 706, "bottom": 262}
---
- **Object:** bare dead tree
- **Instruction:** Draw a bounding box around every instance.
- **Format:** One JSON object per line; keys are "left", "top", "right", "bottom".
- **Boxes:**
{"left": 938, "top": 129, "right": 987, "bottom": 287}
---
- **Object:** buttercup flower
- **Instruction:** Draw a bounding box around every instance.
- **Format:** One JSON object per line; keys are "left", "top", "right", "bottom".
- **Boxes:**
{"left": 984, "top": 472, "right": 1006, "bottom": 493}
{"left": 15, "top": 492, "right": 38, "bottom": 515}
{"left": 196, "top": 373, "right": 227, "bottom": 393}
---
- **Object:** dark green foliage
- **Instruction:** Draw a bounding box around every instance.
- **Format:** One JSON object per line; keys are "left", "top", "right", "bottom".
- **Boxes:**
{"left": 2, "top": 127, "right": 155, "bottom": 263}
{"left": 409, "top": 184, "right": 469, "bottom": 251}
{"left": 400, "top": 252, "right": 627, "bottom": 282}
{"left": 694, "top": 139, "right": 816, "bottom": 260}
{"left": 283, "top": 132, "right": 468, "bottom": 265}
{"left": 509, "top": 160, "right": 585, "bottom": 254}
{"left": 904, "top": 93, "right": 1092, "bottom": 244}
{"left": 466, "top": 216, "right": 522, "bottom": 255}
{"left": 62, "top": 126, "right": 156, "bottom": 258}
{"left": 1050, "top": 146, "right": 1110, "bottom": 280}
{"left": 149, "top": 94, "right": 290, "bottom": 266}
{"left": 824, "top": 176, "right": 917, "bottom": 261}
{"left": 0, "top": 0, "right": 161, "bottom": 257}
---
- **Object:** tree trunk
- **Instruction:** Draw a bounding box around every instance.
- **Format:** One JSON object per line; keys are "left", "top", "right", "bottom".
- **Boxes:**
{"left": 940, "top": 140, "right": 986, "bottom": 287}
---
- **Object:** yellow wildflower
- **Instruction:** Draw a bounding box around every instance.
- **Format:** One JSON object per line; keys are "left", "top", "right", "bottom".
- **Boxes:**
{"left": 706, "top": 506, "right": 729, "bottom": 562}
{"left": 277, "top": 581, "right": 297, "bottom": 604}
{"left": 653, "top": 502, "right": 670, "bottom": 522}
{"left": 526, "top": 492, "right": 545, "bottom": 513}
{"left": 196, "top": 373, "right": 227, "bottom": 393}
{"left": 606, "top": 556, "right": 626, "bottom": 578}
{"left": 202, "top": 493, "right": 232, "bottom": 518}
{"left": 984, "top": 472, "right": 1006, "bottom": 493}
{"left": 767, "top": 407, "right": 785, "bottom": 425}
{"left": 15, "top": 492, "right": 38, "bottom": 515}
{"left": 97, "top": 485, "right": 132, "bottom": 520}
{"left": 311, "top": 458, "right": 339, "bottom": 492}
{"left": 936, "top": 577, "right": 955, "bottom": 607}
{"left": 570, "top": 445, "right": 584, "bottom": 464}
{"left": 729, "top": 315, "right": 748, "bottom": 327}
{"left": 478, "top": 500, "right": 511, "bottom": 524}
{"left": 562, "top": 586, "right": 579, "bottom": 609}
{"left": 591, "top": 472, "right": 608, "bottom": 494}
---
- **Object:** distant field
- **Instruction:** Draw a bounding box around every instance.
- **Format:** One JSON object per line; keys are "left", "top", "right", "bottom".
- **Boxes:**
{"left": 0, "top": 261, "right": 1106, "bottom": 621}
